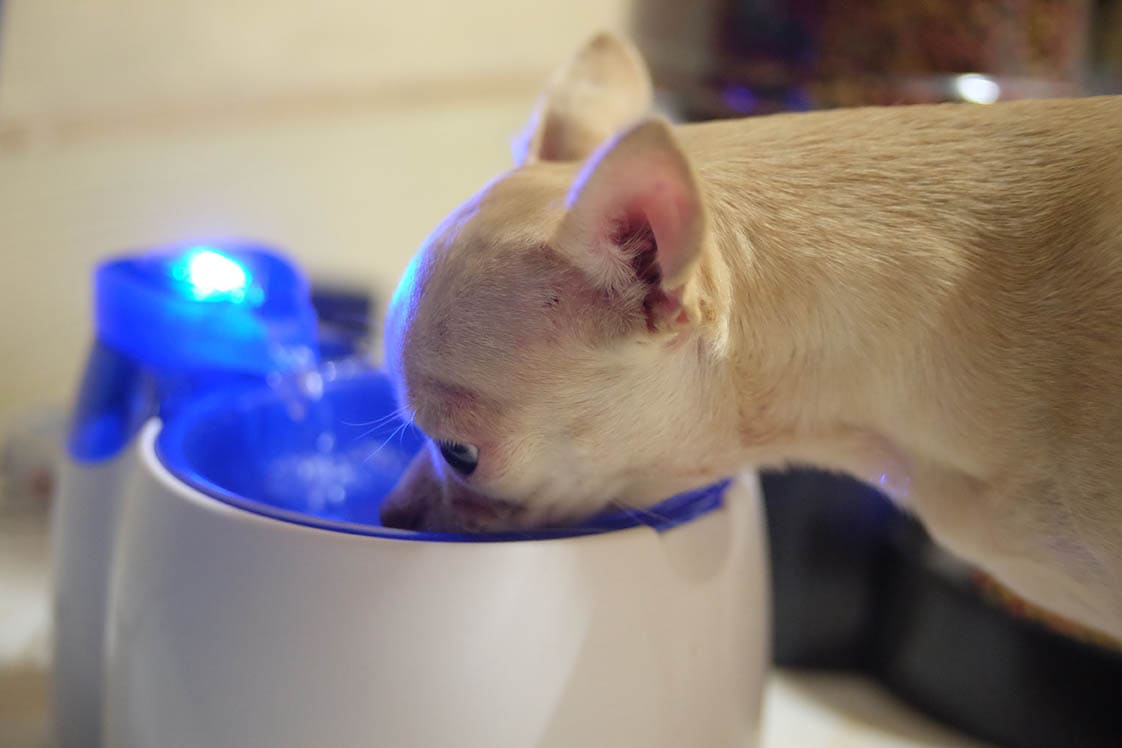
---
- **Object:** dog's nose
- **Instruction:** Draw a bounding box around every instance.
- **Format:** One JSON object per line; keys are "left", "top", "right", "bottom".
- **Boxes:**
{"left": 380, "top": 450, "right": 439, "bottom": 530}
{"left": 380, "top": 498, "right": 423, "bottom": 530}
{"left": 449, "top": 495, "right": 503, "bottom": 523}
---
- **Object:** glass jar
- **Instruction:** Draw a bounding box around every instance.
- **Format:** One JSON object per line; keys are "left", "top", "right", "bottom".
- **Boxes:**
{"left": 631, "top": 0, "right": 1097, "bottom": 120}
{"left": 1090, "top": 0, "right": 1122, "bottom": 92}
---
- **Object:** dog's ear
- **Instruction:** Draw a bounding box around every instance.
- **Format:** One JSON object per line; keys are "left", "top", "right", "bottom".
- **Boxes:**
{"left": 554, "top": 118, "right": 706, "bottom": 332}
{"left": 513, "top": 32, "right": 653, "bottom": 166}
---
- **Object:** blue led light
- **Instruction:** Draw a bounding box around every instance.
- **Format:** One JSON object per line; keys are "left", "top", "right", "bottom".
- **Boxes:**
{"left": 169, "top": 246, "right": 258, "bottom": 304}
{"left": 92, "top": 241, "right": 318, "bottom": 375}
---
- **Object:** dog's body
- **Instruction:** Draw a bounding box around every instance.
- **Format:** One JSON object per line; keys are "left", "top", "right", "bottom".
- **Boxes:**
{"left": 381, "top": 34, "right": 1122, "bottom": 640}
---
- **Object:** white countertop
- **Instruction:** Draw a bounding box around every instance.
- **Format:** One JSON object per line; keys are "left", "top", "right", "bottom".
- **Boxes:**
{"left": 0, "top": 507, "right": 989, "bottom": 748}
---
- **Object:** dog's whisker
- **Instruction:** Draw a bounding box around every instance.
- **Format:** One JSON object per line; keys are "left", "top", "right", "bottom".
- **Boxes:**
{"left": 364, "top": 421, "right": 411, "bottom": 464}
{"left": 341, "top": 406, "right": 411, "bottom": 430}
{"left": 346, "top": 408, "right": 414, "bottom": 443}
{"left": 396, "top": 420, "right": 414, "bottom": 447}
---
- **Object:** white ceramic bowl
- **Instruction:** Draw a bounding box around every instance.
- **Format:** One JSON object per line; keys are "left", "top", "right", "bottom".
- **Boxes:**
{"left": 102, "top": 369, "right": 770, "bottom": 748}
{"left": 52, "top": 455, "right": 133, "bottom": 748}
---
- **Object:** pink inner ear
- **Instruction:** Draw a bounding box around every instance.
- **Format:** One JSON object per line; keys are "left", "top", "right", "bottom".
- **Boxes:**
{"left": 562, "top": 121, "right": 701, "bottom": 317}
{"left": 625, "top": 167, "right": 697, "bottom": 285}
{"left": 611, "top": 206, "right": 687, "bottom": 331}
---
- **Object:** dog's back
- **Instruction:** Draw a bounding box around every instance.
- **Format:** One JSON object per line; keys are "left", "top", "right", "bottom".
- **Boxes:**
{"left": 678, "top": 97, "right": 1122, "bottom": 632}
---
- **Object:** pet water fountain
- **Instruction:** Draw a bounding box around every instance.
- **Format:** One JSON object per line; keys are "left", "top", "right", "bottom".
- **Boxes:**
{"left": 52, "top": 242, "right": 319, "bottom": 747}
{"left": 52, "top": 242, "right": 771, "bottom": 748}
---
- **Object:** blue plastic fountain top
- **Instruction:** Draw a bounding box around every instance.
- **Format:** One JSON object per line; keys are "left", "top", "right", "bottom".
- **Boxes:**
{"left": 94, "top": 242, "right": 320, "bottom": 375}
{"left": 156, "top": 368, "right": 728, "bottom": 543}
{"left": 68, "top": 241, "right": 322, "bottom": 463}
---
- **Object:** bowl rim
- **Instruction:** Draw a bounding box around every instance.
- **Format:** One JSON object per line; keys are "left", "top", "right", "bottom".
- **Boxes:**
{"left": 154, "top": 368, "right": 730, "bottom": 544}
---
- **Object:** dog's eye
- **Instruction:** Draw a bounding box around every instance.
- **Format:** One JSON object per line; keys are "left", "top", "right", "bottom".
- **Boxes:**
{"left": 438, "top": 441, "right": 478, "bottom": 476}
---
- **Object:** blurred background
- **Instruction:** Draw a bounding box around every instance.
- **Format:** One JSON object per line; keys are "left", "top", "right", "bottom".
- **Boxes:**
{"left": 0, "top": 0, "right": 637, "bottom": 430}
{"left": 1, "top": 0, "right": 1120, "bottom": 440}
{"left": 2, "top": 0, "right": 1122, "bottom": 446}
{"left": 2, "top": 1, "right": 1122, "bottom": 746}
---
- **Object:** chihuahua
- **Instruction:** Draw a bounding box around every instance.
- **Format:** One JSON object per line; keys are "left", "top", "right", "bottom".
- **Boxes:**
{"left": 380, "top": 33, "right": 1122, "bottom": 640}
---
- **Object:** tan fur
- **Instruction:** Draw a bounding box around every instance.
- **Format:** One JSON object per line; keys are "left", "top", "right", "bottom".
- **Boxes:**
{"left": 381, "top": 33, "right": 1122, "bottom": 640}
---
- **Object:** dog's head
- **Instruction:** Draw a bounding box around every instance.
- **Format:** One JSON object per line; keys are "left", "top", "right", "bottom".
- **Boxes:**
{"left": 380, "top": 33, "right": 735, "bottom": 532}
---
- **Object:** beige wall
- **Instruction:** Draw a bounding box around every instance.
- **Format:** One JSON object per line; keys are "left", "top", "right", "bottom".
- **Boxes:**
{"left": 0, "top": 0, "right": 630, "bottom": 121}
{"left": 0, "top": 1, "right": 632, "bottom": 425}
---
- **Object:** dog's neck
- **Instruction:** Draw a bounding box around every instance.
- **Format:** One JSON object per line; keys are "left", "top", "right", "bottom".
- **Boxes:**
{"left": 683, "top": 120, "right": 978, "bottom": 497}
